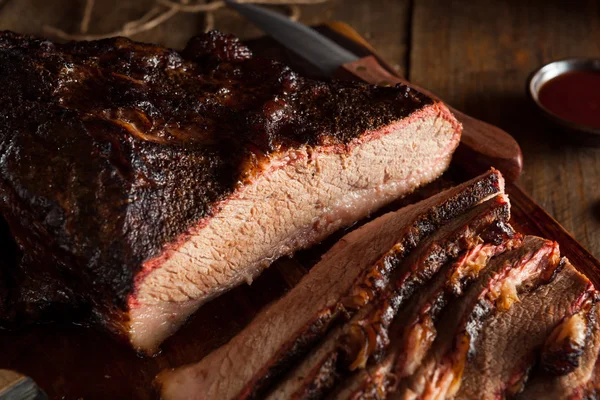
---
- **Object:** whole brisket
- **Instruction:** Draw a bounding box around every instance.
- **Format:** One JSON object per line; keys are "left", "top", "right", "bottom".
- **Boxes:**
{"left": 0, "top": 30, "right": 461, "bottom": 353}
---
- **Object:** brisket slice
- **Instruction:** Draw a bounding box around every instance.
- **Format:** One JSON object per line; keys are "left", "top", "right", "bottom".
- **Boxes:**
{"left": 540, "top": 289, "right": 596, "bottom": 377}
{"left": 392, "top": 241, "right": 515, "bottom": 380}
{"left": 456, "top": 259, "right": 595, "bottom": 400}
{"left": 329, "top": 355, "right": 396, "bottom": 400}
{"left": 324, "top": 242, "right": 515, "bottom": 400}
{"left": 0, "top": 30, "right": 461, "bottom": 353}
{"left": 516, "top": 293, "right": 600, "bottom": 400}
{"left": 583, "top": 356, "right": 600, "bottom": 399}
{"left": 265, "top": 194, "right": 512, "bottom": 399}
{"left": 156, "top": 170, "right": 503, "bottom": 400}
{"left": 268, "top": 324, "right": 345, "bottom": 400}
{"left": 394, "top": 236, "right": 562, "bottom": 400}
{"left": 343, "top": 200, "right": 514, "bottom": 371}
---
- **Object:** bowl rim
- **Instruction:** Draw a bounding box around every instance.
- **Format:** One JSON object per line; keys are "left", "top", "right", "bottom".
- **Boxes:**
{"left": 527, "top": 57, "right": 600, "bottom": 136}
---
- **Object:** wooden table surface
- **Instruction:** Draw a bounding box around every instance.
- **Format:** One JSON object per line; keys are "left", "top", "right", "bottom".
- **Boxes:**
{"left": 0, "top": 0, "right": 599, "bottom": 251}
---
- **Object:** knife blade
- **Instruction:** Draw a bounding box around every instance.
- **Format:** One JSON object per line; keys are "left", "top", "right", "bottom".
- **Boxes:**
{"left": 226, "top": 2, "right": 523, "bottom": 182}
{"left": 224, "top": 0, "right": 358, "bottom": 77}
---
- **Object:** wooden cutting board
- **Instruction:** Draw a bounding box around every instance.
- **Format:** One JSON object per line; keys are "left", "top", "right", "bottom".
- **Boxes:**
{"left": 2, "top": 23, "right": 600, "bottom": 400}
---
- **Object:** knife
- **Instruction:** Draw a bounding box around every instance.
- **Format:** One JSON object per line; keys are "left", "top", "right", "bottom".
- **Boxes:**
{"left": 225, "top": 1, "right": 523, "bottom": 182}
{"left": 0, "top": 370, "right": 47, "bottom": 400}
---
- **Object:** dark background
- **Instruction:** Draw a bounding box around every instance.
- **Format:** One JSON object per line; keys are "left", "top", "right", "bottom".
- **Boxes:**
{"left": 1, "top": 0, "right": 600, "bottom": 257}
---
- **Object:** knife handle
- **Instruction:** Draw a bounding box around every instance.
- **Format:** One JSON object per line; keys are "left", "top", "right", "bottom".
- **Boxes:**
{"left": 335, "top": 56, "right": 523, "bottom": 183}
{"left": 0, "top": 370, "right": 47, "bottom": 400}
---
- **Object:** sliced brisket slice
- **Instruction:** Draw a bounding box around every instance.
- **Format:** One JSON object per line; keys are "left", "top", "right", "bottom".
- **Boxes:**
{"left": 328, "top": 244, "right": 509, "bottom": 400}
{"left": 267, "top": 324, "right": 345, "bottom": 400}
{"left": 456, "top": 259, "right": 595, "bottom": 400}
{"left": 0, "top": 30, "right": 462, "bottom": 353}
{"left": 156, "top": 170, "right": 503, "bottom": 400}
{"left": 265, "top": 194, "right": 512, "bottom": 399}
{"left": 394, "top": 236, "right": 562, "bottom": 400}
{"left": 515, "top": 291, "right": 600, "bottom": 400}
{"left": 392, "top": 240, "right": 515, "bottom": 379}
{"left": 539, "top": 288, "right": 596, "bottom": 377}
{"left": 329, "top": 354, "right": 396, "bottom": 400}
{"left": 579, "top": 331, "right": 600, "bottom": 399}
{"left": 324, "top": 236, "right": 517, "bottom": 400}
{"left": 343, "top": 201, "right": 515, "bottom": 371}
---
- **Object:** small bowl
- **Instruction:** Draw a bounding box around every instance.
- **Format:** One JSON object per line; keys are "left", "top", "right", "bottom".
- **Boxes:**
{"left": 527, "top": 58, "right": 600, "bottom": 144}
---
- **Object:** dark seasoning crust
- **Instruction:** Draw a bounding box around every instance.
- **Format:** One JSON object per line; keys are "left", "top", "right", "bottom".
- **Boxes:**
{"left": 0, "top": 31, "right": 434, "bottom": 324}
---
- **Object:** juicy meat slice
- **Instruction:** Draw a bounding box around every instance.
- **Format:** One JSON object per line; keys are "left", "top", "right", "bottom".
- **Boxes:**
{"left": 329, "top": 355, "right": 396, "bottom": 400}
{"left": 582, "top": 355, "right": 600, "bottom": 399}
{"left": 394, "top": 236, "right": 562, "bottom": 400}
{"left": 265, "top": 194, "right": 513, "bottom": 399}
{"left": 267, "top": 325, "right": 345, "bottom": 400}
{"left": 393, "top": 240, "right": 514, "bottom": 379}
{"left": 516, "top": 291, "right": 600, "bottom": 400}
{"left": 456, "top": 259, "right": 595, "bottom": 400}
{"left": 343, "top": 199, "right": 514, "bottom": 371}
{"left": 0, "top": 30, "right": 462, "bottom": 353}
{"left": 327, "top": 236, "right": 516, "bottom": 400}
{"left": 577, "top": 330, "right": 600, "bottom": 399}
{"left": 540, "top": 293, "right": 596, "bottom": 376}
{"left": 156, "top": 170, "right": 504, "bottom": 400}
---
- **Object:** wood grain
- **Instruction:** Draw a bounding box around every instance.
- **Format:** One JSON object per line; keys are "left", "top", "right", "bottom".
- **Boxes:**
{"left": 409, "top": 0, "right": 600, "bottom": 258}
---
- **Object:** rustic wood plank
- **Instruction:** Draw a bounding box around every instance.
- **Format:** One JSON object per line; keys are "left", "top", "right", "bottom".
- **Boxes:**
{"left": 410, "top": 0, "right": 600, "bottom": 258}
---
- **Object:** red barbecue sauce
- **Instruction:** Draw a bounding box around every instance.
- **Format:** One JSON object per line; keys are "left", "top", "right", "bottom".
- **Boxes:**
{"left": 538, "top": 70, "right": 600, "bottom": 129}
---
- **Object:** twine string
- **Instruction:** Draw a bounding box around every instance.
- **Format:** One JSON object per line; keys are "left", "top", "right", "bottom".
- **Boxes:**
{"left": 43, "top": 0, "right": 328, "bottom": 41}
